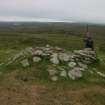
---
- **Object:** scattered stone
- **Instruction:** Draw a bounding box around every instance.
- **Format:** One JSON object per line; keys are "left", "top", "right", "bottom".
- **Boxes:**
{"left": 20, "top": 59, "right": 30, "bottom": 67}
{"left": 51, "top": 76, "right": 58, "bottom": 81}
{"left": 96, "top": 71, "right": 105, "bottom": 78}
{"left": 60, "top": 70, "right": 67, "bottom": 77}
{"left": 33, "top": 57, "right": 41, "bottom": 63}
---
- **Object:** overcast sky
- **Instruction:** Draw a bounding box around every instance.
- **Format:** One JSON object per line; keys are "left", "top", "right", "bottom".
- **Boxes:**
{"left": 0, "top": 0, "right": 105, "bottom": 23}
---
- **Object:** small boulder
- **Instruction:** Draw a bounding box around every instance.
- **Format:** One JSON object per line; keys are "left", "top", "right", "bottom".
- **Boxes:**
{"left": 68, "top": 62, "right": 77, "bottom": 68}
{"left": 51, "top": 76, "right": 58, "bottom": 81}
{"left": 60, "top": 70, "right": 67, "bottom": 77}
{"left": 33, "top": 57, "right": 41, "bottom": 63}
{"left": 21, "top": 59, "right": 30, "bottom": 67}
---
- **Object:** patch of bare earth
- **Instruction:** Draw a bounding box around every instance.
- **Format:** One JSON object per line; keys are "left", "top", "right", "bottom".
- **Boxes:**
{"left": 0, "top": 71, "right": 105, "bottom": 105}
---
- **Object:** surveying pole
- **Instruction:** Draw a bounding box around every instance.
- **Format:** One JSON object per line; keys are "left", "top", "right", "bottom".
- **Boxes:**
{"left": 86, "top": 24, "right": 89, "bottom": 32}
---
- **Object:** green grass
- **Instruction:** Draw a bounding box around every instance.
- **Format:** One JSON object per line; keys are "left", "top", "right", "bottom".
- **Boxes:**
{"left": 0, "top": 28, "right": 105, "bottom": 83}
{"left": 0, "top": 26, "right": 105, "bottom": 105}
{"left": 84, "top": 92, "right": 105, "bottom": 105}
{"left": 0, "top": 24, "right": 105, "bottom": 85}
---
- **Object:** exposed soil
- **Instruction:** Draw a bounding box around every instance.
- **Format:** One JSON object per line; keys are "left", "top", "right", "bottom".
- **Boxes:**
{"left": 0, "top": 71, "right": 105, "bottom": 105}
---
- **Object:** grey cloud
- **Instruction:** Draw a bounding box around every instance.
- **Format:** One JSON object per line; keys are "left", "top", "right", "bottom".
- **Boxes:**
{"left": 0, "top": 0, "right": 105, "bottom": 23}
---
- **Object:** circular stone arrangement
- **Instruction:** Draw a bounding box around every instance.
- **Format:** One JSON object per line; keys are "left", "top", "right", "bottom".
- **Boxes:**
{"left": 2, "top": 45, "right": 97, "bottom": 81}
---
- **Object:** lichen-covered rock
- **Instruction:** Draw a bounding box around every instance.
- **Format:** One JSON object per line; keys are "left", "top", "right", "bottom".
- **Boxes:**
{"left": 33, "top": 57, "right": 41, "bottom": 63}
{"left": 68, "top": 62, "right": 77, "bottom": 68}
{"left": 21, "top": 59, "right": 30, "bottom": 67}
{"left": 68, "top": 67, "right": 83, "bottom": 80}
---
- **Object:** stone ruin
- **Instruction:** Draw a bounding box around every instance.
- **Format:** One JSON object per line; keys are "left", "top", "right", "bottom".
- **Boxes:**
{"left": 1, "top": 45, "right": 98, "bottom": 81}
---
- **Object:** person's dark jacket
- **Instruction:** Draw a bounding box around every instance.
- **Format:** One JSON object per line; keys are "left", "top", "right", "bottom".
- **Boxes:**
{"left": 84, "top": 37, "right": 94, "bottom": 50}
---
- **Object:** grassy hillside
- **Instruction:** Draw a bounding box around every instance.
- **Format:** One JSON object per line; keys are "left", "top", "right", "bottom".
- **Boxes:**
{"left": 0, "top": 22, "right": 105, "bottom": 105}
